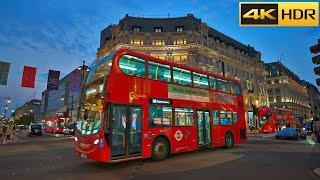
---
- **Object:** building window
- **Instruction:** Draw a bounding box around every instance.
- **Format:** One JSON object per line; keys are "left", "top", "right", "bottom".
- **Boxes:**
{"left": 176, "top": 26, "right": 184, "bottom": 32}
{"left": 148, "top": 61, "right": 171, "bottom": 82}
{"left": 132, "top": 26, "right": 141, "bottom": 32}
{"left": 173, "top": 67, "right": 192, "bottom": 86}
{"left": 152, "top": 39, "right": 165, "bottom": 46}
{"left": 173, "top": 54, "right": 187, "bottom": 63}
{"left": 175, "top": 108, "right": 194, "bottom": 126}
{"left": 154, "top": 27, "right": 162, "bottom": 33}
{"left": 130, "top": 38, "right": 144, "bottom": 45}
{"left": 149, "top": 106, "right": 172, "bottom": 127}
{"left": 173, "top": 39, "right": 187, "bottom": 45}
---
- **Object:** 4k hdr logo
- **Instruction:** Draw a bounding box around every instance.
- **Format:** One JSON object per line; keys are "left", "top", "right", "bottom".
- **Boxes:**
{"left": 240, "top": 2, "right": 319, "bottom": 26}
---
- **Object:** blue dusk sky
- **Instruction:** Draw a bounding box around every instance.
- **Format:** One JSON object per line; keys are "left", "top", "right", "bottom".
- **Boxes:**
{"left": 0, "top": 0, "right": 319, "bottom": 111}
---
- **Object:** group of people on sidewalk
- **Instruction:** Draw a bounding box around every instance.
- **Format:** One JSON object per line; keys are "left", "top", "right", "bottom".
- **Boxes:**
{"left": 0, "top": 124, "right": 15, "bottom": 144}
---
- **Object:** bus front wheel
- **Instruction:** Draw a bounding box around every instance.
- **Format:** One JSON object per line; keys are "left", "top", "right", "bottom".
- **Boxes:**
{"left": 225, "top": 132, "right": 234, "bottom": 149}
{"left": 152, "top": 137, "right": 169, "bottom": 161}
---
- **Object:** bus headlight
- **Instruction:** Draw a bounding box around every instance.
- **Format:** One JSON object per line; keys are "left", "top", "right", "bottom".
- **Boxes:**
{"left": 94, "top": 139, "right": 99, "bottom": 145}
{"left": 75, "top": 137, "right": 78, "bottom": 142}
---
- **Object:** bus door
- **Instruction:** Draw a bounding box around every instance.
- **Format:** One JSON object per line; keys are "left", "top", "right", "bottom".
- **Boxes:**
{"left": 109, "top": 104, "right": 142, "bottom": 158}
{"left": 197, "top": 110, "right": 211, "bottom": 148}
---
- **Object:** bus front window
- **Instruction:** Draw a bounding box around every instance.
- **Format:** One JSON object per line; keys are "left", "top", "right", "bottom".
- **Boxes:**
{"left": 77, "top": 53, "right": 114, "bottom": 135}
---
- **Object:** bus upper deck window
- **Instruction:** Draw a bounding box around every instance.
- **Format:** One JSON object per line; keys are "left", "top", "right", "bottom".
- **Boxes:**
{"left": 119, "top": 55, "right": 146, "bottom": 77}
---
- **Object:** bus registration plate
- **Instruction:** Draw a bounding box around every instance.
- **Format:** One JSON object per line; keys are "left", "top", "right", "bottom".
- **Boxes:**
{"left": 81, "top": 153, "right": 87, "bottom": 159}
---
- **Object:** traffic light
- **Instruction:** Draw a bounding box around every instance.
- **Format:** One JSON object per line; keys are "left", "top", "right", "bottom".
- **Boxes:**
{"left": 310, "top": 40, "right": 320, "bottom": 53}
{"left": 311, "top": 39, "right": 320, "bottom": 86}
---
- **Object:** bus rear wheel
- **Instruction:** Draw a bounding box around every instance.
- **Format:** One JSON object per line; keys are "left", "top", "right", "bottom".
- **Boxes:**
{"left": 225, "top": 132, "right": 234, "bottom": 149}
{"left": 152, "top": 137, "right": 169, "bottom": 161}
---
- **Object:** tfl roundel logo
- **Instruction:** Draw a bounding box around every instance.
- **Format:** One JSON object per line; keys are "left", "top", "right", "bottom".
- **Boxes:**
{"left": 174, "top": 130, "right": 183, "bottom": 141}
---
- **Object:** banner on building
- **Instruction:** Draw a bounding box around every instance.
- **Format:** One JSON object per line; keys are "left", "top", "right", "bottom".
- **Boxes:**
{"left": 47, "top": 70, "right": 60, "bottom": 90}
{"left": 21, "top": 66, "right": 37, "bottom": 88}
{"left": 0, "top": 61, "right": 10, "bottom": 85}
{"left": 70, "top": 71, "right": 81, "bottom": 92}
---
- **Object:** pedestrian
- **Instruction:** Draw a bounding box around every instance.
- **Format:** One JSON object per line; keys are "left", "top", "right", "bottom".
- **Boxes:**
{"left": 5, "top": 125, "right": 12, "bottom": 141}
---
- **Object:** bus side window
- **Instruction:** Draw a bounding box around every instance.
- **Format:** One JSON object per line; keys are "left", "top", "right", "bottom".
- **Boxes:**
{"left": 193, "top": 72, "right": 209, "bottom": 89}
{"left": 212, "top": 110, "right": 220, "bottom": 125}
{"left": 148, "top": 61, "right": 171, "bottom": 82}
{"left": 209, "top": 76, "right": 216, "bottom": 90}
{"left": 219, "top": 110, "right": 232, "bottom": 125}
{"left": 233, "top": 112, "right": 238, "bottom": 124}
{"left": 119, "top": 55, "right": 146, "bottom": 77}
{"left": 230, "top": 83, "right": 241, "bottom": 95}
{"left": 149, "top": 105, "right": 173, "bottom": 127}
{"left": 217, "top": 79, "right": 230, "bottom": 93}
{"left": 173, "top": 67, "right": 192, "bottom": 86}
{"left": 175, "top": 108, "right": 194, "bottom": 126}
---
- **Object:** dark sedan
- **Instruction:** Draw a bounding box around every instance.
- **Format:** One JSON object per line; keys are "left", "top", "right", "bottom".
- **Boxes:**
{"left": 28, "top": 124, "right": 43, "bottom": 136}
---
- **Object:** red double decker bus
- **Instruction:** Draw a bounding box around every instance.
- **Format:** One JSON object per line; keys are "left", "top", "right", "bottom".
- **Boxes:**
{"left": 258, "top": 107, "right": 295, "bottom": 133}
{"left": 44, "top": 117, "right": 64, "bottom": 134}
{"left": 75, "top": 49, "right": 246, "bottom": 162}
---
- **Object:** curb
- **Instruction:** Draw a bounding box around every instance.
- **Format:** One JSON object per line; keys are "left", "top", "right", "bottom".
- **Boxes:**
{"left": 314, "top": 168, "right": 320, "bottom": 177}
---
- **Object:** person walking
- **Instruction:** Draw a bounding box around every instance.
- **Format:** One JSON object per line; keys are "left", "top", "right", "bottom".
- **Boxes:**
{"left": 5, "top": 124, "right": 12, "bottom": 141}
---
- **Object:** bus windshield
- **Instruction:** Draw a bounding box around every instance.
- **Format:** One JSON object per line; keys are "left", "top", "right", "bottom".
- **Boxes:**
{"left": 77, "top": 53, "right": 114, "bottom": 135}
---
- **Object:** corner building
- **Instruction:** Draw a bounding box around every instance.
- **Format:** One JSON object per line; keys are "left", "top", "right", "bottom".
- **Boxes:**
{"left": 97, "top": 14, "right": 269, "bottom": 127}
{"left": 265, "top": 62, "right": 311, "bottom": 123}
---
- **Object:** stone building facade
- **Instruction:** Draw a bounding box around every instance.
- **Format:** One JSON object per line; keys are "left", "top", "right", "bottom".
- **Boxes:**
{"left": 301, "top": 80, "right": 320, "bottom": 119}
{"left": 14, "top": 99, "right": 41, "bottom": 122}
{"left": 265, "top": 62, "right": 311, "bottom": 122}
{"left": 97, "top": 14, "right": 269, "bottom": 126}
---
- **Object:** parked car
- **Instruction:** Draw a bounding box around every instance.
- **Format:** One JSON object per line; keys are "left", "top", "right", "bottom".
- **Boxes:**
{"left": 63, "top": 123, "right": 76, "bottom": 135}
{"left": 28, "top": 124, "right": 43, "bottom": 136}
{"left": 275, "top": 128, "right": 306, "bottom": 140}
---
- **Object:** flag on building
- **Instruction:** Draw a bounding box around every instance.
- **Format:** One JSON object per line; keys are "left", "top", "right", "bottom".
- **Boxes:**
{"left": 70, "top": 71, "right": 81, "bottom": 92}
{"left": 47, "top": 70, "right": 60, "bottom": 90}
{"left": 21, "top": 66, "right": 37, "bottom": 88}
{"left": 0, "top": 61, "right": 10, "bottom": 85}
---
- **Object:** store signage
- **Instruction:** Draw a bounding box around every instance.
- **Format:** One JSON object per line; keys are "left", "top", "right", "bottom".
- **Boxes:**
{"left": 149, "top": 98, "right": 172, "bottom": 105}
